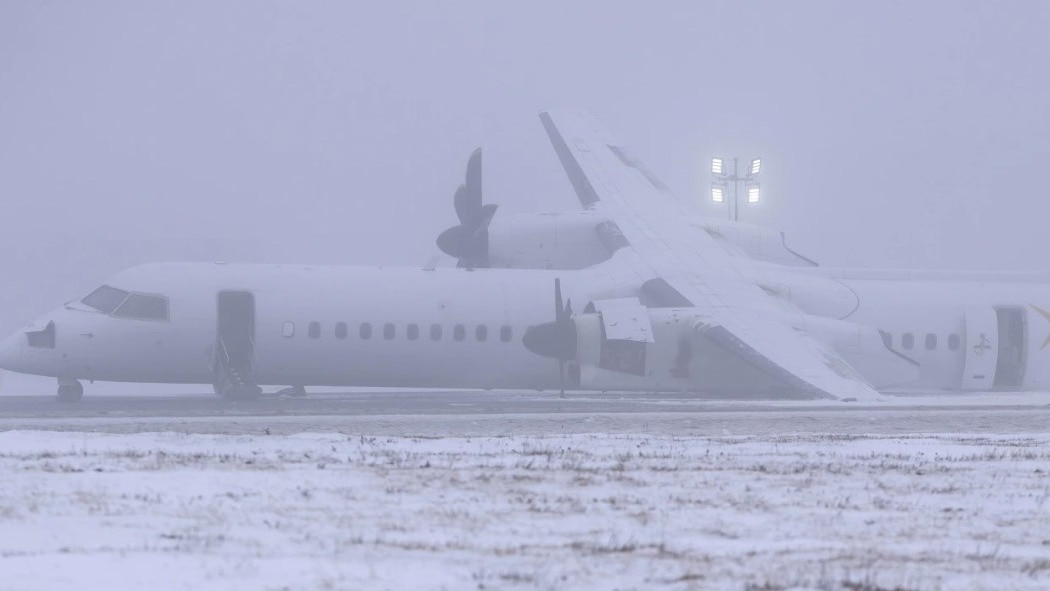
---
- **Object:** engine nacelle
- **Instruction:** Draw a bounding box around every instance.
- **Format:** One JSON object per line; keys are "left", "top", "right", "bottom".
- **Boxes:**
{"left": 572, "top": 307, "right": 801, "bottom": 396}
{"left": 696, "top": 218, "right": 818, "bottom": 267}
{"left": 482, "top": 212, "right": 818, "bottom": 272}
{"left": 438, "top": 147, "right": 820, "bottom": 272}
{"left": 752, "top": 268, "right": 860, "bottom": 320}
{"left": 486, "top": 211, "right": 611, "bottom": 270}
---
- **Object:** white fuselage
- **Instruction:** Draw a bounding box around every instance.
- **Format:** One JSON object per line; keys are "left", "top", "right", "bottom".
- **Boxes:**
{"left": 3, "top": 261, "right": 1050, "bottom": 395}
{"left": 831, "top": 270, "right": 1050, "bottom": 391}
{"left": 776, "top": 265, "right": 1050, "bottom": 391}
{"left": 0, "top": 263, "right": 608, "bottom": 390}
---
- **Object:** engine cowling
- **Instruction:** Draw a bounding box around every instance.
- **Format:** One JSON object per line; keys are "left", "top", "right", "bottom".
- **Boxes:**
{"left": 571, "top": 306, "right": 798, "bottom": 396}
{"left": 485, "top": 211, "right": 611, "bottom": 270}
{"left": 436, "top": 149, "right": 615, "bottom": 269}
{"left": 541, "top": 303, "right": 920, "bottom": 396}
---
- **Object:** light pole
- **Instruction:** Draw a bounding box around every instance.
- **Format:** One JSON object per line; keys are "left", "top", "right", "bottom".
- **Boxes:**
{"left": 711, "top": 157, "right": 761, "bottom": 222}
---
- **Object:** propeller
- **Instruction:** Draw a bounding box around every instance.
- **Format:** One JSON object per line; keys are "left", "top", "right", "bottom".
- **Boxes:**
{"left": 522, "top": 278, "right": 577, "bottom": 395}
{"left": 436, "top": 149, "right": 498, "bottom": 268}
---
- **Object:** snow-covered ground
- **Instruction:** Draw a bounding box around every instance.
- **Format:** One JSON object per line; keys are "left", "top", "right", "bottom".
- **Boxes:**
{"left": 2, "top": 430, "right": 1049, "bottom": 590}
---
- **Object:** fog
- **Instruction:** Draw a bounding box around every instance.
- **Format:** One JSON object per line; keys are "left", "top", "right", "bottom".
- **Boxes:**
{"left": 7, "top": 6, "right": 1050, "bottom": 585}
{"left": 2, "top": 0, "right": 1049, "bottom": 338}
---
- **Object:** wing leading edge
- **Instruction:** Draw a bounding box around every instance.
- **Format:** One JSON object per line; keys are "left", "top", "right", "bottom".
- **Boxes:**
{"left": 540, "top": 110, "right": 881, "bottom": 401}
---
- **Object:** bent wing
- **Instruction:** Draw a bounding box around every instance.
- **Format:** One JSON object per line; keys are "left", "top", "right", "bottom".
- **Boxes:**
{"left": 540, "top": 110, "right": 880, "bottom": 401}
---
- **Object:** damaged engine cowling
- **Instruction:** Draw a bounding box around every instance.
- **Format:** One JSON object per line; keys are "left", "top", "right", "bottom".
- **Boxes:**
{"left": 525, "top": 298, "right": 920, "bottom": 397}
{"left": 570, "top": 301, "right": 805, "bottom": 396}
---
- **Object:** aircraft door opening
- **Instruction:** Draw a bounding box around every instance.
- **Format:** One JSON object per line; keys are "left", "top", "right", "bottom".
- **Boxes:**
{"left": 962, "top": 308, "right": 998, "bottom": 390}
{"left": 993, "top": 306, "right": 1026, "bottom": 390}
{"left": 215, "top": 291, "right": 262, "bottom": 399}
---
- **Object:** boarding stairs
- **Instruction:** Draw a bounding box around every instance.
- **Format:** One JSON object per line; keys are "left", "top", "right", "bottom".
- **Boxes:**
{"left": 215, "top": 337, "right": 262, "bottom": 400}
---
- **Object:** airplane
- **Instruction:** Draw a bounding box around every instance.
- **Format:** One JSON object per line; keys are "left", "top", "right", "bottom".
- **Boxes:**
{"left": 1, "top": 111, "right": 1047, "bottom": 402}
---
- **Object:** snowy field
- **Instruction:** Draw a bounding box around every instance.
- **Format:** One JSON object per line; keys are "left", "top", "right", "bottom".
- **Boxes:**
{"left": 2, "top": 430, "right": 1050, "bottom": 590}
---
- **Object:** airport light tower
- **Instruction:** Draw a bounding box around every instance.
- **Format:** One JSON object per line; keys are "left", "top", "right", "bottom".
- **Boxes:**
{"left": 710, "top": 157, "right": 761, "bottom": 222}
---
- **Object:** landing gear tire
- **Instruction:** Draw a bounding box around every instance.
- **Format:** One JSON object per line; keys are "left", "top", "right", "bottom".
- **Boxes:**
{"left": 57, "top": 381, "right": 84, "bottom": 403}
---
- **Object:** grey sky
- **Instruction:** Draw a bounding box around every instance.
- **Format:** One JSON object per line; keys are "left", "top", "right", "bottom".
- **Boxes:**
{"left": 2, "top": 1, "right": 1049, "bottom": 337}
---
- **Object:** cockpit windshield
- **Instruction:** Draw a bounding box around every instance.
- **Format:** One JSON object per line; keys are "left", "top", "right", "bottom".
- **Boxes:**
{"left": 114, "top": 293, "right": 169, "bottom": 321}
{"left": 81, "top": 286, "right": 169, "bottom": 320}
{"left": 81, "top": 285, "right": 130, "bottom": 314}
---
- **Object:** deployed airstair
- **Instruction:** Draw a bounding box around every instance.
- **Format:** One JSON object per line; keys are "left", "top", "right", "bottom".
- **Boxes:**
{"left": 215, "top": 291, "right": 262, "bottom": 400}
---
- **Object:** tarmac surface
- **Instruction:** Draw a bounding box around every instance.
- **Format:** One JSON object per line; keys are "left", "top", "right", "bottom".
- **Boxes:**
{"left": 2, "top": 389, "right": 1049, "bottom": 436}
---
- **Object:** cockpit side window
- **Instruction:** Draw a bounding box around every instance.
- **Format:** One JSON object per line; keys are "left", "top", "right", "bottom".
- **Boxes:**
{"left": 114, "top": 293, "right": 170, "bottom": 321}
{"left": 81, "top": 285, "right": 130, "bottom": 314}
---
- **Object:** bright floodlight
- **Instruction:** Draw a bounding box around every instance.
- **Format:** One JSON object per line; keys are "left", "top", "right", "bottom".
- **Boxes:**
{"left": 748, "top": 158, "right": 762, "bottom": 176}
{"left": 711, "top": 158, "right": 725, "bottom": 176}
{"left": 711, "top": 183, "right": 725, "bottom": 203}
{"left": 746, "top": 184, "right": 760, "bottom": 203}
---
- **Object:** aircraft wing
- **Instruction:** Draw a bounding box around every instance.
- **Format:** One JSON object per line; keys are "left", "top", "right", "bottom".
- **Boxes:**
{"left": 540, "top": 110, "right": 880, "bottom": 401}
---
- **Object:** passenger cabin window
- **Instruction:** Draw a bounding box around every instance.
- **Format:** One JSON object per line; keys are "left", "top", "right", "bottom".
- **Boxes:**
{"left": 334, "top": 322, "right": 348, "bottom": 340}
{"left": 81, "top": 285, "right": 130, "bottom": 314}
{"left": 880, "top": 331, "right": 892, "bottom": 349}
{"left": 901, "top": 333, "right": 914, "bottom": 350}
{"left": 476, "top": 325, "right": 488, "bottom": 342}
{"left": 384, "top": 323, "right": 396, "bottom": 340}
{"left": 113, "top": 293, "right": 169, "bottom": 321}
{"left": 500, "top": 325, "right": 513, "bottom": 342}
{"left": 430, "top": 324, "right": 442, "bottom": 341}
{"left": 925, "top": 333, "right": 937, "bottom": 350}
{"left": 948, "top": 334, "right": 961, "bottom": 351}
{"left": 282, "top": 321, "right": 295, "bottom": 338}
{"left": 308, "top": 322, "right": 321, "bottom": 339}
{"left": 407, "top": 323, "right": 419, "bottom": 341}
{"left": 453, "top": 324, "right": 466, "bottom": 341}
{"left": 360, "top": 323, "right": 372, "bottom": 339}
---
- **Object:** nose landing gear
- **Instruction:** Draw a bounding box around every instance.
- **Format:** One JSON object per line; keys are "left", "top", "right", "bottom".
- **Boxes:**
{"left": 57, "top": 378, "right": 84, "bottom": 403}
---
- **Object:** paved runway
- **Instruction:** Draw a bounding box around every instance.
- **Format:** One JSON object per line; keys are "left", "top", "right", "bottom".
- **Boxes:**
{"left": 0, "top": 389, "right": 966, "bottom": 418}
{"left": 1, "top": 389, "right": 1049, "bottom": 436}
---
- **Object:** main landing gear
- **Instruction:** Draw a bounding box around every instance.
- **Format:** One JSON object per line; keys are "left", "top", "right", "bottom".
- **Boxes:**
{"left": 57, "top": 378, "right": 84, "bottom": 403}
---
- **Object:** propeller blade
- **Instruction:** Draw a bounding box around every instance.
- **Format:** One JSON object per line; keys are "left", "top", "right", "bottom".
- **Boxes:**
{"left": 453, "top": 149, "right": 483, "bottom": 226}
{"left": 523, "top": 277, "right": 578, "bottom": 395}
{"left": 477, "top": 203, "right": 498, "bottom": 231}
{"left": 453, "top": 184, "right": 475, "bottom": 227}
{"left": 555, "top": 278, "right": 564, "bottom": 321}
{"left": 465, "top": 148, "right": 482, "bottom": 204}
{"left": 440, "top": 148, "right": 494, "bottom": 267}
{"left": 436, "top": 225, "right": 472, "bottom": 259}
